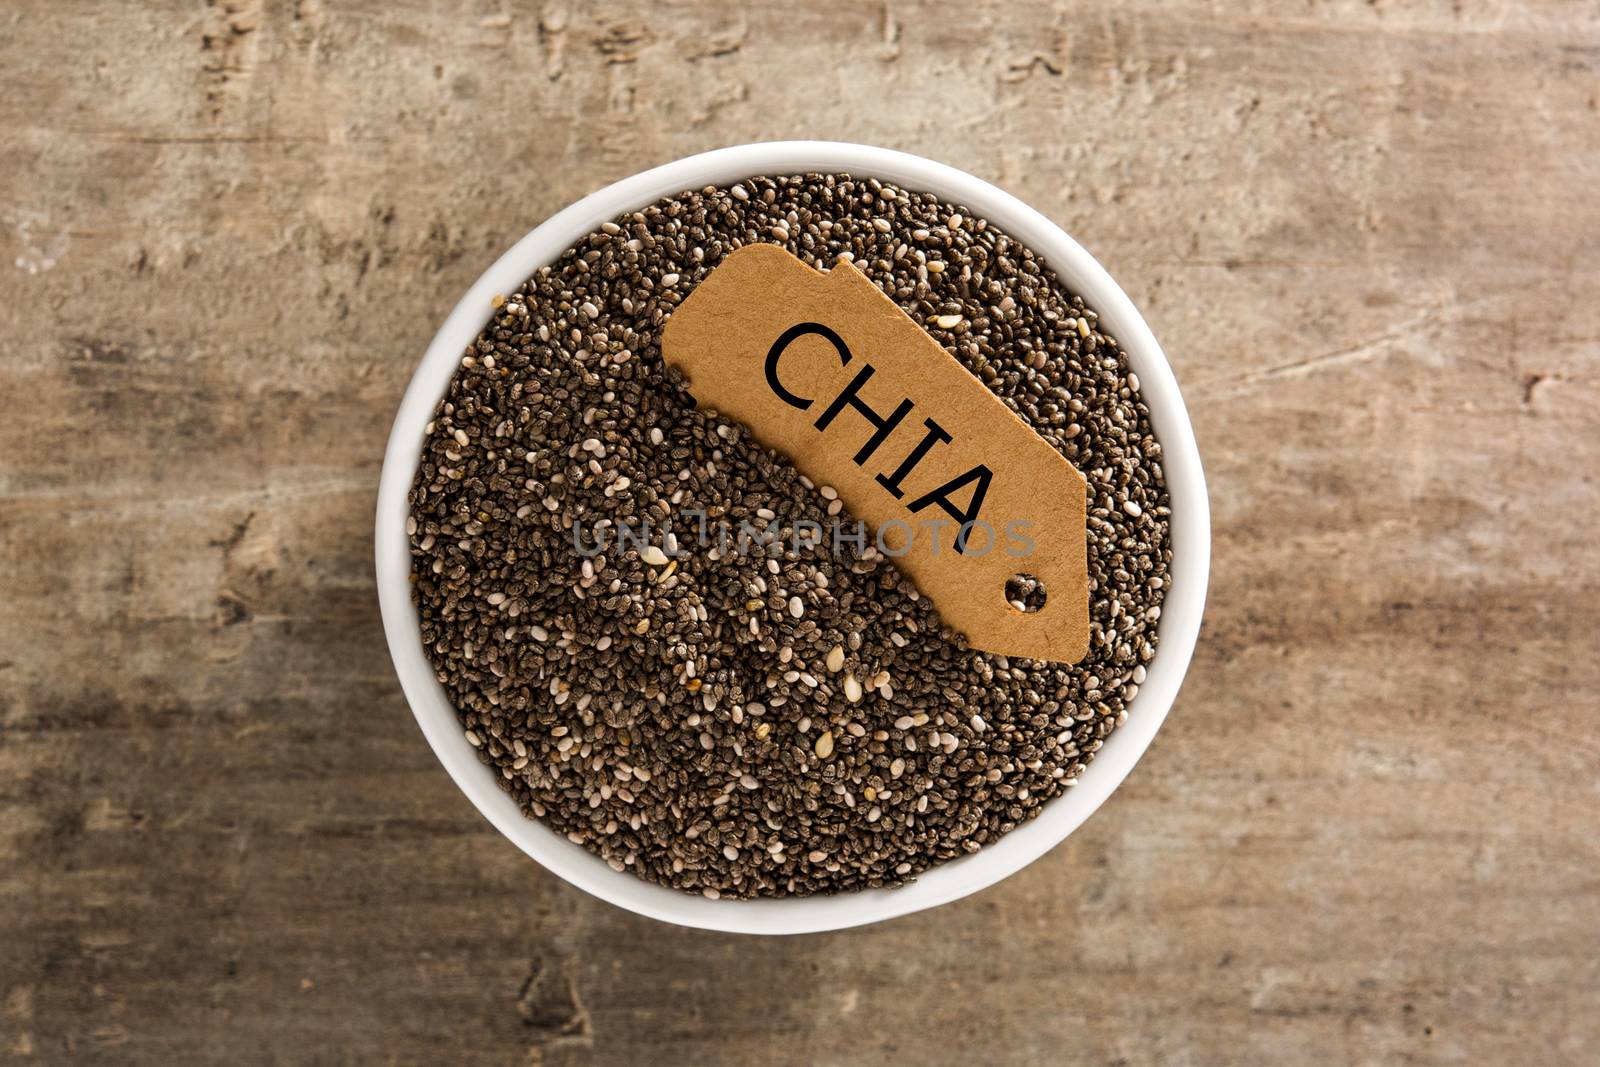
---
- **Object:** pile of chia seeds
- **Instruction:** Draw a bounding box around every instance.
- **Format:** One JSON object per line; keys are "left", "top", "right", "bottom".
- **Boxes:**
{"left": 407, "top": 174, "right": 1171, "bottom": 898}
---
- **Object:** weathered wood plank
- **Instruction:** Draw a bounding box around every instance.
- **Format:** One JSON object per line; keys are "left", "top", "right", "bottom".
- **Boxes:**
{"left": 2, "top": 1, "right": 1597, "bottom": 1063}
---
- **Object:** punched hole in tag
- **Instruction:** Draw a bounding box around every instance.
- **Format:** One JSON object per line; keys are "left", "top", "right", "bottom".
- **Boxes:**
{"left": 1005, "top": 573, "right": 1048, "bottom": 615}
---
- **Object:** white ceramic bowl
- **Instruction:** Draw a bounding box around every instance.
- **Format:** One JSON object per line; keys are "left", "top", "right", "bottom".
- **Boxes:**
{"left": 376, "top": 142, "right": 1209, "bottom": 934}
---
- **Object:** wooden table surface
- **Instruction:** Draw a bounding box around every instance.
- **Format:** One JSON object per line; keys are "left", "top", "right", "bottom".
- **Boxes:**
{"left": 3, "top": 2, "right": 1597, "bottom": 1063}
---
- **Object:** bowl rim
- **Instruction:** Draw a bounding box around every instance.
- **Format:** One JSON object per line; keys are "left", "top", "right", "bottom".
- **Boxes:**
{"left": 375, "top": 140, "right": 1210, "bottom": 935}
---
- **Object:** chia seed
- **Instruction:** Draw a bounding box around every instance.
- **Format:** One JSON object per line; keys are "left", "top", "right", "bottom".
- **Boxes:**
{"left": 407, "top": 173, "right": 1171, "bottom": 898}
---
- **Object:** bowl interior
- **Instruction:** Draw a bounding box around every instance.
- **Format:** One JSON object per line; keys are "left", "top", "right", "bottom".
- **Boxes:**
{"left": 375, "top": 141, "right": 1210, "bottom": 934}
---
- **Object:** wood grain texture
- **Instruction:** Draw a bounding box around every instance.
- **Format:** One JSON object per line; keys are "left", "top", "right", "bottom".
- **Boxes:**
{"left": 1, "top": 1, "right": 1596, "bottom": 1063}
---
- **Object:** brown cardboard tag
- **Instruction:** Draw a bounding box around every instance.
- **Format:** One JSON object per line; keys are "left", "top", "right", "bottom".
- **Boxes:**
{"left": 661, "top": 244, "right": 1088, "bottom": 663}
